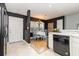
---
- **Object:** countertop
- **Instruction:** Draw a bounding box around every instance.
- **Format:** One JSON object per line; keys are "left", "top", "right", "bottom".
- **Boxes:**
{"left": 49, "top": 32, "right": 79, "bottom": 38}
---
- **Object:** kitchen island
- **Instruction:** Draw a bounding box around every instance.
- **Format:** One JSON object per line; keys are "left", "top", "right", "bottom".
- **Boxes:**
{"left": 48, "top": 31, "right": 79, "bottom": 56}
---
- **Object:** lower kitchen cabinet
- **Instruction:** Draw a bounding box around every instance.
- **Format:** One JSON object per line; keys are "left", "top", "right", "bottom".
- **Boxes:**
{"left": 72, "top": 42, "right": 79, "bottom": 56}
{"left": 71, "top": 36, "right": 79, "bottom": 56}
{"left": 48, "top": 32, "right": 79, "bottom": 56}
{"left": 48, "top": 33, "right": 53, "bottom": 49}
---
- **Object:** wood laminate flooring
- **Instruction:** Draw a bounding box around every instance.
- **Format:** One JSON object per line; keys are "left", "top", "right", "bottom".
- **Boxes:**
{"left": 30, "top": 39, "right": 48, "bottom": 54}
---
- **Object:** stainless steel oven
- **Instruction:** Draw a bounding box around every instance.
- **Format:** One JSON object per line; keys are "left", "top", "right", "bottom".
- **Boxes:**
{"left": 53, "top": 35, "right": 70, "bottom": 56}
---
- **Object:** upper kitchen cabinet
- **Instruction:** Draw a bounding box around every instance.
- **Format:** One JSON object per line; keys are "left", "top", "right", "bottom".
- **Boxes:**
{"left": 54, "top": 16, "right": 65, "bottom": 30}
{"left": 46, "top": 16, "right": 65, "bottom": 32}
{"left": 57, "top": 19, "right": 63, "bottom": 31}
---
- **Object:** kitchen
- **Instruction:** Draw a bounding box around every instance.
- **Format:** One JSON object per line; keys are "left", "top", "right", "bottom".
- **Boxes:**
{"left": 1, "top": 3, "right": 79, "bottom": 56}
{"left": 48, "top": 13, "right": 79, "bottom": 56}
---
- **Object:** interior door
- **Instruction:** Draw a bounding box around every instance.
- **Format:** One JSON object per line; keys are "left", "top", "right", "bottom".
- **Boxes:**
{"left": 9, "top": 16, "right": 23, "bottom": 43}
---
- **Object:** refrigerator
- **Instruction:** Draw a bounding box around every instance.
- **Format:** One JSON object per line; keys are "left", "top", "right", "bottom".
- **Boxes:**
{"left": 0, "top": 4, "right": 8, "bottom": 56}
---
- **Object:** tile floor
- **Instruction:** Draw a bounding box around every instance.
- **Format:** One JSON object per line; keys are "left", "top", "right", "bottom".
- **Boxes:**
{"left": 6, "top": 40, "right": 60, "bottom": 56}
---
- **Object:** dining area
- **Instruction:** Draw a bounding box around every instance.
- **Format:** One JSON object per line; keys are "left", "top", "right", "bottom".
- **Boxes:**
{"left": 30, "top": 20, "right": 48, "bottom": 53}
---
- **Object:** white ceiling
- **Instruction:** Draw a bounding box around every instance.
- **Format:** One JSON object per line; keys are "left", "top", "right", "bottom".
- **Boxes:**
{"left": 5, "top": 3, "right": 79, "bottom": 20}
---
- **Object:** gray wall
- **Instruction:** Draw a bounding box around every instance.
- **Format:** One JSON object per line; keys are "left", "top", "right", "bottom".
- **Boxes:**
{"left": 65, "top": 13, "right": 79, "bottom": 30}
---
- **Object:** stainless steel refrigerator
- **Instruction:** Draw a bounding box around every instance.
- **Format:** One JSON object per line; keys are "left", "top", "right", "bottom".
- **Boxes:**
{"left": 0, "top": 4, "right": 8, "bottom": 56}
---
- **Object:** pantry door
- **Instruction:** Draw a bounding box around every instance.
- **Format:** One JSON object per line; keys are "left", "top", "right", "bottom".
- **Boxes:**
{"left": 9, "top": 16, "right": 23, "bottom": 43}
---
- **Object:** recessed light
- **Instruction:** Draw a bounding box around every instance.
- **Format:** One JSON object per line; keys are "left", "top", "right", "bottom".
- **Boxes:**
{"left": 49, "top": 4, "right": 52, "bottom": 8}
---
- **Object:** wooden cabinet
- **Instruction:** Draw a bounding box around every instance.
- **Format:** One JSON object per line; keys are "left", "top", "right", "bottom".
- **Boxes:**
{"left": 48, "top": 22, "right": 53, "bottom": 32}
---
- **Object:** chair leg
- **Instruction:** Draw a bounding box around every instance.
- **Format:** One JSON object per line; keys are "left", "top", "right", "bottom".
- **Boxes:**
{"left": 41, "top": 37, "right": 43, "bottom": 40}
{"left": 36, "top": 38, "right": 37, "bottom": 40}
{"left": 41, "top": 38, "right": 43, "bottom": 40}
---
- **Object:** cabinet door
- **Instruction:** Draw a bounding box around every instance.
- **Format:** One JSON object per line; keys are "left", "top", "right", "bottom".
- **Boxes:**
{"left": 71, "top": 36, "right": 79, "bottom": 56}
{"left": 48, "top": 33, "right": 53, "bottom": 49}
{"left": 57, "top": 19, "right": 63, "bottom": 30}
{"left": 72, "top": 42, "right": 79, "bottom": 56}
{"left": 48, "top": 22, "right": 53, "bottom": 32}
